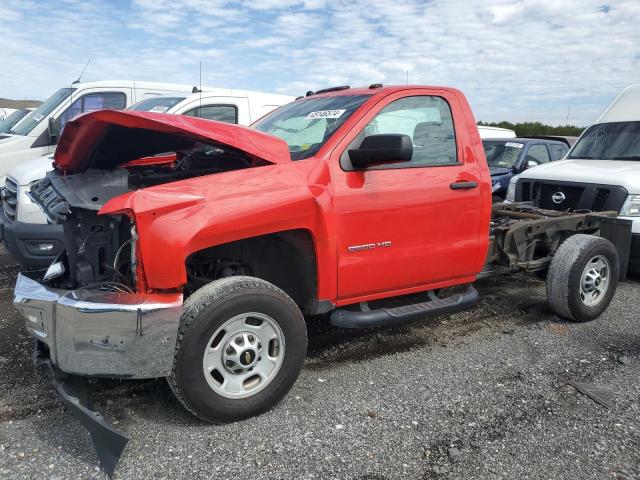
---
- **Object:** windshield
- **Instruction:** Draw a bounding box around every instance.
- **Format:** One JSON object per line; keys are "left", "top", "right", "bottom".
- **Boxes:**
{"left": 11, "top": 88, "right": 75, "bottom": 136}
{"left": 252, "top": 94, "right": 371, "bottom": 160}
{"left": 127, "top": 96, "right": 186, "bottom": 112}
{"left": 568, "top": 121, "right": 640, "bottom": 160}
{"left": 482, "top": 140, "right": 524, "bottom": 168}
{"left": 0, "top": 109, "right": 29, "bottom": 134}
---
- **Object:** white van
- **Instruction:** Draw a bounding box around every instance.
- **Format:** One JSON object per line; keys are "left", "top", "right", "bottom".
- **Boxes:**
{"left": 0, "top": 81, "right": 202, "bottom": 184}
{"left": 1, "top": 87, "right": 294, "bottom": 266}
{"left": 508, "top": 84, "right": 640, "bottom": 273}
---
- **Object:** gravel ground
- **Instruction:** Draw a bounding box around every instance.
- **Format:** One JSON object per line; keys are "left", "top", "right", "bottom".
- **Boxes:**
{"left": 0, "top": 246, "right": 639, "bottom": 479}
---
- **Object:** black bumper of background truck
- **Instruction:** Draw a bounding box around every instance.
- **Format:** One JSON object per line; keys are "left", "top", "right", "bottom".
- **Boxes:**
{"left": 0, "top": 216, "right": 64, "bottom": 267}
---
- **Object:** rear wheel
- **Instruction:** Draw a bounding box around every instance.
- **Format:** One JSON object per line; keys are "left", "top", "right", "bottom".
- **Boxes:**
{"left": 546, "top": 234, "right": 619, "bottom": 322}
{"left": 169, "top": 276, "right": 307, "bottom": 422}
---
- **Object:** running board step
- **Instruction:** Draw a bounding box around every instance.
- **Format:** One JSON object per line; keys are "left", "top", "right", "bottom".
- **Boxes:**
{"left": 330, "top": 286, "right": 479, "bottom": 329}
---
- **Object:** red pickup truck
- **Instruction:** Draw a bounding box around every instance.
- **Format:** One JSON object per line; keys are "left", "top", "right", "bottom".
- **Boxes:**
{"left": 13, "top": 85, "right": 631, "bottom": 473}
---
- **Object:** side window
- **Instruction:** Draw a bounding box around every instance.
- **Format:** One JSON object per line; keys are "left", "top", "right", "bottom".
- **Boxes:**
{"left": 549, "top": 144, "right": 567, "bottom": 160}
{"left": 526, "top": 144, "right": 551, "bottom": 165}
{"left": 59, "top": 92, "right": 126, "bottom": 132}
{"left": 343, "top": 96, "right": 458, "bottom": 169}
{"left": 184, "top": 105, "right": 238, "bottom": 124}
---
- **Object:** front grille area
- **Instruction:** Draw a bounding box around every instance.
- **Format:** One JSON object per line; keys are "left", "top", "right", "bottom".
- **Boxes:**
{"left": 515, "top": 179, "right": 628, "bottom": 213}
{"left": 593, "top": 188, "right": 611, "bottom": 211}
{"left": 536, "top": 184, "right": 583, "bottom": 210}
{"left": 2, "top": 177, "right": 18, "bottom": 222}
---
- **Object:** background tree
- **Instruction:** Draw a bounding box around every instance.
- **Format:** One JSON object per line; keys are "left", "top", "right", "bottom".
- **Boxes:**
{"left": 478, "top": 121, "right": 584, "bottom": 137}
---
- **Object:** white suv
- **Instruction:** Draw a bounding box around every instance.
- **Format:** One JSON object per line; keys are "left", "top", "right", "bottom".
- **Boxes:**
{"left": 509, "top": 84, "right": 640, "bottom": 273}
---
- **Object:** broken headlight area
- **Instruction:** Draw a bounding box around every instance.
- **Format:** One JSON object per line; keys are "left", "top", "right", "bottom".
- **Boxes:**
{"left": 29, "top": 170, "right": 137, "bottom": 291}
{"left": 38, "top": 209, "right": 137, "bottom": 293}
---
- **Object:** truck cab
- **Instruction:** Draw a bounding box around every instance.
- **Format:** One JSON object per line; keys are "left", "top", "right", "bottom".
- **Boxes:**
{"left": 1, "top": 87, "right": 293, "bottom": 267}
{"left": 510, "top": 84, "right": 640, "bottom": 272}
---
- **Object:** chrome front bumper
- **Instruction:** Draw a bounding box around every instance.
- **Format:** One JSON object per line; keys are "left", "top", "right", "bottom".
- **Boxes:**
{"left": 13, "top": 273, "right": 183, "bottom": 378}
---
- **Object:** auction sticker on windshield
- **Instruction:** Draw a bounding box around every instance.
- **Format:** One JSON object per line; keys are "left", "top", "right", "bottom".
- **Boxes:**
{"left": 306, "top": 109, "right": 346, "bottom": 119}
{"left": 505, "top": 142, "right": 524, "bottom": 148}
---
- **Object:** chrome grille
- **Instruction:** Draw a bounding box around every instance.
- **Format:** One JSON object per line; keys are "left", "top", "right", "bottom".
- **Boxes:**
{"left": 2, "top": 177, "right": 18, "bottom": 222}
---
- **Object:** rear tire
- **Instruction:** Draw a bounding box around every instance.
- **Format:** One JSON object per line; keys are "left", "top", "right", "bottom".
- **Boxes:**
{"left": 546, "top": 235, "right": 619, "bottom": 322}
{"left": 168, "top": 276, "right": 307, "bottom": 423}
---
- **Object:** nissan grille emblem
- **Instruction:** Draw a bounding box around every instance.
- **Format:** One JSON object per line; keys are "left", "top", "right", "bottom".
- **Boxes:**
{"left": 552, "top": 191, "right": 566, "bottom": 204}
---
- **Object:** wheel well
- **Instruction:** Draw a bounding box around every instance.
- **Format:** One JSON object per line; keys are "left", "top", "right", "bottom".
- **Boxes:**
{"left": 185, "top": 229, "right": 318, "bottom": 313}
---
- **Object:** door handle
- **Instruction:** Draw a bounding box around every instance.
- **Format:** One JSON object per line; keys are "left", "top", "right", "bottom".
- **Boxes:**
{"left": 450, "top": 181, "right": 478, "bottom": 190}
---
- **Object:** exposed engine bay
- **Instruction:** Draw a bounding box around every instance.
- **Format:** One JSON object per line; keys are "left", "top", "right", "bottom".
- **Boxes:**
{"left": 30, "top": 143, "right": 257, "bottom": 292}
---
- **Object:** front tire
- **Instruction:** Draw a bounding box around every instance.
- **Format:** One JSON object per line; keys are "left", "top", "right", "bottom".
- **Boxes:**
{"left": 169, "top": 276, "right": 307, "bottom": 423}
{"left": 546, "top": 235, "right": 619, "bottom": 322}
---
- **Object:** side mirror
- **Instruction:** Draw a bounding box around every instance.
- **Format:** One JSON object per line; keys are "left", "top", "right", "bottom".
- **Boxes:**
{"left": 348, "top": 134, "right": 413, "bottom": 169}
{"left": 48, "top": 117, "right": 60, "bottom": 145}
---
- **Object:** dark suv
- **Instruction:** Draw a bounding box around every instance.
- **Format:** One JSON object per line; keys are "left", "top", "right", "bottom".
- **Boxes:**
{"left": 483, "top": 137, "right": 572, "bottom": 201}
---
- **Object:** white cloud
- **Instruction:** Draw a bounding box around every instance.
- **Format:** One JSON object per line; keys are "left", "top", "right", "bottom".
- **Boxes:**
{"left": 0, "top": 0, "right": 638, "bottom": 125}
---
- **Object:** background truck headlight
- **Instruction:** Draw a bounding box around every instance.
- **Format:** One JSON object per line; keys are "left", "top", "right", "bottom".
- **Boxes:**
{"left": 620, "top": 195, "right": 640, "bottom": 216}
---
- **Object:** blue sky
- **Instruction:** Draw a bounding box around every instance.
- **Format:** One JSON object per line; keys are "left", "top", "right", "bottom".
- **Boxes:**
{"left": 1, "top": 0, "right": 639, "bottom": 125}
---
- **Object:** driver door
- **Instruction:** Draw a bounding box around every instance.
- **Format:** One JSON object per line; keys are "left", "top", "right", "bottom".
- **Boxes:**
{"left": 330, "top": 90, "right": 487, "bottom": 301}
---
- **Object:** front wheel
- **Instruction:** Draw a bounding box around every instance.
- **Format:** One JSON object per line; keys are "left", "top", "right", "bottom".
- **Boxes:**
{"left": 169, "top": 276, "right": 307, "bottom": 423}
{"left": 546, "top": 235, "right": 619, "bottom": 322}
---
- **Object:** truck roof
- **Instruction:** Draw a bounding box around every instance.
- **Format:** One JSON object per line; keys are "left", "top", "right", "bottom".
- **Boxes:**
{"left": 301, "top": 85, "right": 461, "bottom": 99}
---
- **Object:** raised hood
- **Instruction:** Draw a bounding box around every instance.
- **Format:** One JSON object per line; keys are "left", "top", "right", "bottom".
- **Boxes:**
{"left": 53, "top": 110, "right": 291, "bottom": 172}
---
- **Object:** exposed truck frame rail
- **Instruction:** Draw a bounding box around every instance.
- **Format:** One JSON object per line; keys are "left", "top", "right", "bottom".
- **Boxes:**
{"left": 486, "top": 203, "right": 631, "bottom": 277}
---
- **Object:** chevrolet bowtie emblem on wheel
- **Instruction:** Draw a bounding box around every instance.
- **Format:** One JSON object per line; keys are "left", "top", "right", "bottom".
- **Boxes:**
{"left": 552, "top": 191, "right": 566, "bottom": 204}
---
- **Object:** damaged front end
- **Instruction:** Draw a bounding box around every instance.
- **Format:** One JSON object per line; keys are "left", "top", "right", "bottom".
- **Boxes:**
{"left": 13, "top": 110, "right": 291, "bottom": 474}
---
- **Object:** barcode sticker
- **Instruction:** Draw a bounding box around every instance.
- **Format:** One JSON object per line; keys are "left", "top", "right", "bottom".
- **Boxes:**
{"left": 306, "top": 109, "right": 346, "bottom": 119}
